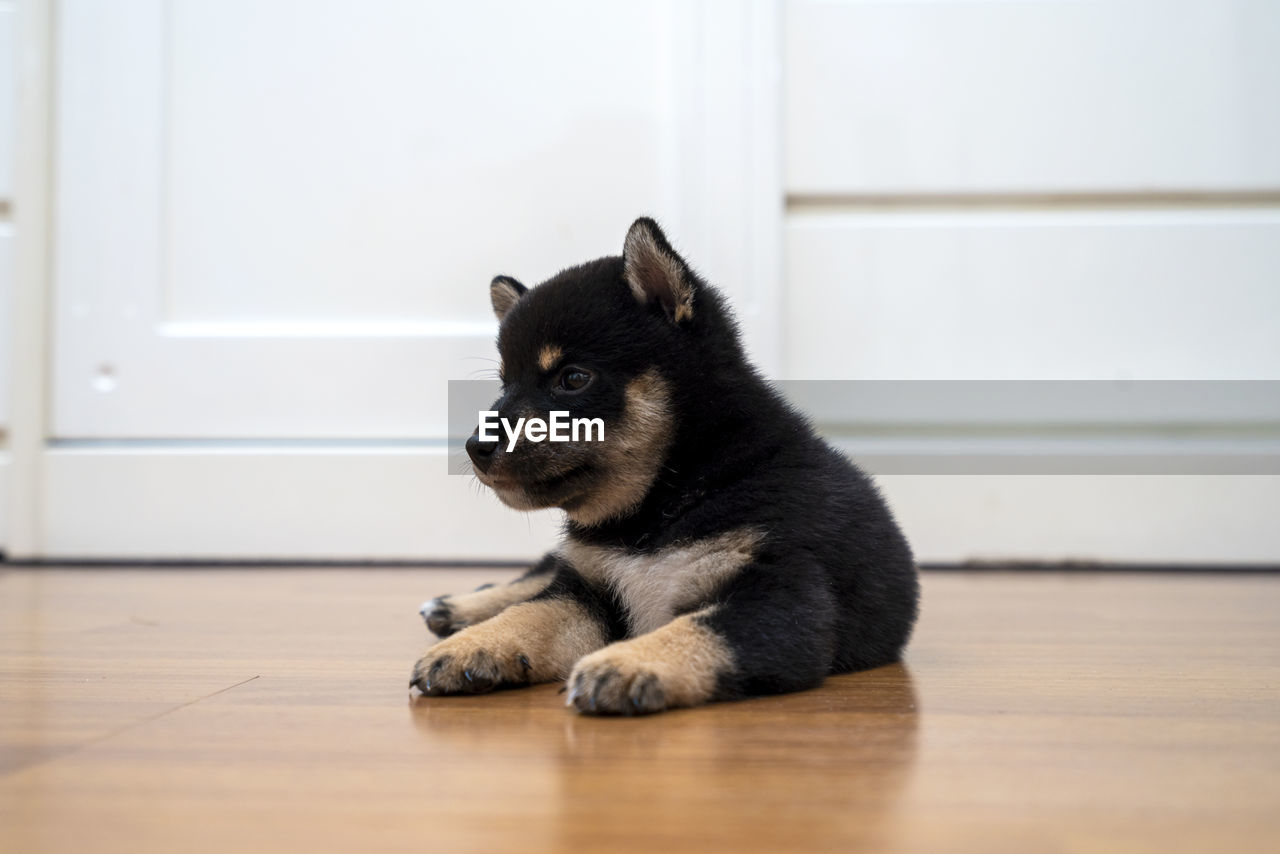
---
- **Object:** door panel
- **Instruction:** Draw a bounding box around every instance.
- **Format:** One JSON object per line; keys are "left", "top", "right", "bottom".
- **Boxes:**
{"left": 163, "top": 1, "right": 672, "bottom": 326}
{"left": 53, "top": 0, "right": 779, "bottom": 439}
{"left": 786, "top": 209, "right": 1280, "bottom": 381}
{"left": 786, "top": 0, "right": 1280, "bottom": 195}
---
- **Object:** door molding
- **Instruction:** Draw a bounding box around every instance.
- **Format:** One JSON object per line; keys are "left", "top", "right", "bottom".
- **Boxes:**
{"left": 5, "top": 0, "right": 53, "bottom": 559}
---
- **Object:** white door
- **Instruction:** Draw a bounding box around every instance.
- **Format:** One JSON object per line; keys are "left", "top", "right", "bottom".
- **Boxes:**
{"left": 42, "top": 0, "right": 780, "bottom": 559}
{"left": 55, "top": 0, "right": 782, "bottom": 439}
{"left": 782, "top": 0, "right": 1280, "bottom": 565}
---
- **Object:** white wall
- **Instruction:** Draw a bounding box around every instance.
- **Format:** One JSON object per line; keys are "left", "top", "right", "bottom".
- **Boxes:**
{"left": 0, "top": 0, "right": 12, "bottom": 204}
{"left": 786, "top": 0, "right": 1280, "bottom": 195}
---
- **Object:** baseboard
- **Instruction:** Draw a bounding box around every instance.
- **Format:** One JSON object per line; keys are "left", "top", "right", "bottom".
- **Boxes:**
{"left": 32, "top": 446, "right": 1280, "bottom": 563}
{"left": 41, "top": 445, "right": 561, "bottom": 561}
{"left": 878, "top": 473, "right": 1280, "bottom": 565}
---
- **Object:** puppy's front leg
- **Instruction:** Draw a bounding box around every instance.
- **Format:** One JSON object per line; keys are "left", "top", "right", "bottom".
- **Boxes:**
{"left": 566, "top": 609, "right": 731, "bottom": 715}
{"left": 419, "top": 555, "right": 558, "bottom": 637}
{"left": 411, "top": 570, "right": 614, "bottom": 695}
{"left": 567, "top": 565, "right": 837, "bottom": 715}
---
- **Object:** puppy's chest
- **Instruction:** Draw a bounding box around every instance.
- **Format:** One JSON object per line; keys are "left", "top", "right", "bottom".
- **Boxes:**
{"left": 563, "top": 528, "right": 761, "bottom": 636}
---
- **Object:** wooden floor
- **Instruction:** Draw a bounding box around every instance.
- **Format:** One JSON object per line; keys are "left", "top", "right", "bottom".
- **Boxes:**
{"left": 1, "top": 568, "right": 1277, "bottom": 854}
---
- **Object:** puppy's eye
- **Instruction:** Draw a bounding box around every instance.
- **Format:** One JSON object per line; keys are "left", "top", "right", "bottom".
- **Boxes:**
{"left": 557, "top": 367, "right": 593, "bottom": 393}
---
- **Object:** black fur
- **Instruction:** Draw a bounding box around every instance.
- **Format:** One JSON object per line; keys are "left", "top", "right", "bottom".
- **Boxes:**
{"left": 438, "top": 217, "right": 918, "bottom": 710}
{"left": 529, "top": 559, "right": 630, "bottom": 646}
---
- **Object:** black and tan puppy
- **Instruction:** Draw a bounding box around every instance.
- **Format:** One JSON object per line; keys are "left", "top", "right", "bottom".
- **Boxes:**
{"left": 411, "top": 218, "right": 918, "bottom": 715}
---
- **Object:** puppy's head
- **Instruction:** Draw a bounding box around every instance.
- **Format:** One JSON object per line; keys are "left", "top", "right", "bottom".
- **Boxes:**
{"left": 467, "top": 217, "right": 701, "bottom": 527}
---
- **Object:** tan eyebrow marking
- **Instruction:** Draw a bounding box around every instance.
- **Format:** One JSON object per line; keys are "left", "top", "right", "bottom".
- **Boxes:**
{"left": 538, "top": 345, "right": 563, "bottom": 373}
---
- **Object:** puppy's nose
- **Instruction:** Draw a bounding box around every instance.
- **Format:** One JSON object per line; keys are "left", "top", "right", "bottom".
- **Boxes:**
{"left": 466, "top": 433, "right": 499, "bottom": 473}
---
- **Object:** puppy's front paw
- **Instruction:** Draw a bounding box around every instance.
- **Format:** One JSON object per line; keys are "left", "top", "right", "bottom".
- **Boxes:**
{"left": 566, "top": 652, "right": 670, "bottom": 716}
{"left": 419, "top": 596, "right": 467, "bottom": 638}
{"left": 564, "top": 614, "right": 728, "bottom": 715}
{"left": 410, "top": 634, "right": 533, "bottom": 695}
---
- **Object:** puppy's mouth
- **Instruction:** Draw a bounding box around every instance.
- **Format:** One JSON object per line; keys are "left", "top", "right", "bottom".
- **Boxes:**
{"left": 479, "top": 465, "right": 593, "bottom": 506}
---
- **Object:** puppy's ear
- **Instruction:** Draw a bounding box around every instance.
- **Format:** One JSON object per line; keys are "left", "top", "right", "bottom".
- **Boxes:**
{"left": 623, "top": 217, "right": 695, "bottom": 323}
{"left": 490, "top": 275, "right": 527, "bottom": 321}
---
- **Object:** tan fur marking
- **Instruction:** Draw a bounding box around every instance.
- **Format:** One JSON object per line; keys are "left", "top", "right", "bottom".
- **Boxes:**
{"left": 568, "top": 608, "right": 733, "bottom": 710}
{"left": 413, "top": 597, "right": 609, "bottom": 692}
{"left": 623, "top": 223, "right": 694, "bottom": 322}
{"left": 565, "top": 370, "right": 674, "bottom": 527}
{"left": 433, "top": 572, "right": 554, "bottom": 629}
{"left": 451, "top": 597, "right": 608, "bottom": 680}
{"left": 490, "top": 278, "right": 523, "bottom": 320}
{"left": 562, "top": 528, "right": 762, "bottom": 636}
{"left": 537, "top": 345, "right": 563, "bottom": 373}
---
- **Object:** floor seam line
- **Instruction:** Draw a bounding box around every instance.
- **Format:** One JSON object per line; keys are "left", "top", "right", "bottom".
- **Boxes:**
{"left": 0, "top": 674, "right": 261, "bottom": 779}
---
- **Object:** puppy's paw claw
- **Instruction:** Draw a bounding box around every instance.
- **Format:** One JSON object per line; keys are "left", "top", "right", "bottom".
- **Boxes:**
{"left": 410, "top": 641, "right": 530, "bottom": 696}
{"left": 419, "top": 596, "right": 468, "bottom": 638}
{"left": 566, "top": 658, "right": 669, "bottom": 716}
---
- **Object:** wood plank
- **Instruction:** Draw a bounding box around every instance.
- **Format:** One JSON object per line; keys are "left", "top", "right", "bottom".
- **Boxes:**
{"left": 1, "top": 567, "right": 1278, "bottom": 853}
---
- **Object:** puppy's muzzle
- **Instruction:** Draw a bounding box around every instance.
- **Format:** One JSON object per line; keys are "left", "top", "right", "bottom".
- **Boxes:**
{"left": 466, "top": 432, "right": 499, "bottom": 474}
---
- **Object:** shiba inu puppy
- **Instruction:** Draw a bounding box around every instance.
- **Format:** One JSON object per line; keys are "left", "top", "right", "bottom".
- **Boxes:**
{"left": 411, "top": 218, "right": 918, "bottom": 715}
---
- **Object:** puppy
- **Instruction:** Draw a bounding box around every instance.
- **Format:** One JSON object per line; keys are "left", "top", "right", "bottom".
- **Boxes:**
{"left": 412, "top": 218, "right": 918, "bottom": 715}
